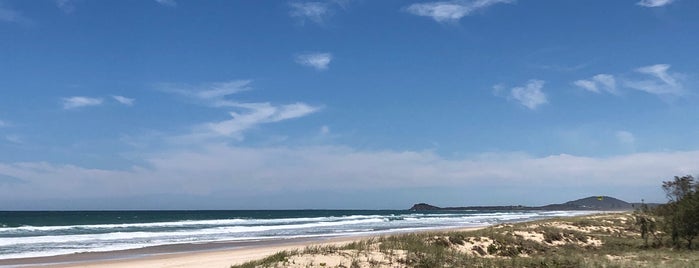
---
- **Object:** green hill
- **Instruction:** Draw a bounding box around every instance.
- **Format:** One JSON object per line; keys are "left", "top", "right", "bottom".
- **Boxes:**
{"left": 541, "top": 196, "right": 633, "bottom": 210}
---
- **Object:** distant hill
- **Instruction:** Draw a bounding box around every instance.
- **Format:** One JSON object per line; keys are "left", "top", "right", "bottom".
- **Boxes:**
{"left": 540, "top": 196, "right": 633, "bottom": 210}
{"left": 409, "top": 203, "right": 441, "bottom": 211}
{"left": 409, "top": 196, "right": 639, "bottom": 211}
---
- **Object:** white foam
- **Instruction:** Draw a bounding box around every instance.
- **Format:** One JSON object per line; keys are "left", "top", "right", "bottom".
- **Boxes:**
{"left": 0, "top": 214, "right": 394, "bottom": 234}
{"left": 0, "top": 218, "right": 387, "bottom": 247}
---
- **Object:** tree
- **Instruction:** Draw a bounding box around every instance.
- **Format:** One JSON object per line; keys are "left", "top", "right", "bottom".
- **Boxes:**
{"left": 657, "top": 175, "right": 699, "bottom": 249}
{"left": 662, "top": 175, "right": 695, "bottom": 202}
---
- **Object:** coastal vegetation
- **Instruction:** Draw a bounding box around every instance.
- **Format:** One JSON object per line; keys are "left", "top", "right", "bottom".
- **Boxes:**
{"left": 232, "top": 175, "right": 699, "bottom": 268}
{"left": 655, "top": 175, "right": 699, "bottom": 249}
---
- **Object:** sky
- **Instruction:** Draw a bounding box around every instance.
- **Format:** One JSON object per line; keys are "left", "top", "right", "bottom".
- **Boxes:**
{"left": 1, "top": 0, "right": 698, "bottom": 210}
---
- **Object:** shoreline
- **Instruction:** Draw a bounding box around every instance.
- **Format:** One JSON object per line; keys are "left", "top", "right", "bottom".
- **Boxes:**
{"left": 1, "top": 226, "right": 485, "bottom": 268}
{"left": 1, "top": 210, "right": 613, "bottom": 267}
{"left": 0, "top": 237, "right": 328, "bottom": 267}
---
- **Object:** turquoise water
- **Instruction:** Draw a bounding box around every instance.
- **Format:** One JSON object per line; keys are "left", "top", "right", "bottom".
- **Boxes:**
{"left": 0, "top": 210, "right": 594, "bottom": 260}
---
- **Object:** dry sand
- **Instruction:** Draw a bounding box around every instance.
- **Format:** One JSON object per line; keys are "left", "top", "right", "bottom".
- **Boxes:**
{"left": 14, "top": 238, "right": 353, "bottom": 268}
{"left": 49, "top": 243, "right": 325, "bottom": 268}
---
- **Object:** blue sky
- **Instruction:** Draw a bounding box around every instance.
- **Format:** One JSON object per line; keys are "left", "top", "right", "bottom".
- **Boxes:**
{"left": 1, "top": 0, "right": 698, "bottom": 209}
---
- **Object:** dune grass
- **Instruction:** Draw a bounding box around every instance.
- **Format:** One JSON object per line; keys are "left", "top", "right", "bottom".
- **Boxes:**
{"left": 231, "top": 250, "right": 298, "bottom": 268}
{"left": 231, "top": 213, "right": 699, "bottom": 268}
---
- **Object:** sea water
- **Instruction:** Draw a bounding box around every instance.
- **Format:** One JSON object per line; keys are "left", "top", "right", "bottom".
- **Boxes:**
{"left": 0, "top": 210, "right": 595, "bottom": 260}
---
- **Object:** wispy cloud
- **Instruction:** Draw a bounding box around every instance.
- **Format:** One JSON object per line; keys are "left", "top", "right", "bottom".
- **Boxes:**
{"left": 404, "top": 0, "right": 513, "bottom": 23}
{"left": 573, "top": 64, "right": 688, "bottom": 99}
{"left": 157, "top": 80, "right": 253, "bottom": 107}
{"left": 637, "top": 0, "right": 675, "bottom": 7}
{"left": 112, "top": 95, "right": 135, "bottom": 106}
{"left": 154, "top": 0, "right": 177, "bottom": 7}
{"left": 0, "top": 120, "right": 7, "bottom": 128}
{"left": 625, "top": 64, "right": 684, "bottom": 96}
{"left": 573, "top": 80, "right": 597, "bottom": 92}
{"left": 573, "top": 74, "right": 617, "bottom": 94}
{"left": 204, "top": 102, "right": 320, "bottom": 139}
{"left": 160, "top": 80, "right": 321, "bottom": 140}
{"left": 0, "top": 3, "right": 31, "bottom": 24}
{"left": 289, "top": 2, "right": 331, "bottom": 25}
{"left": 616, "top": 130, "right": 635, "bottom": 145}
{"left": 507, "top": 80, "right": 548, "bottom": 110}
{"left": 295, "top": 52, "right": 333, "bottom": 70}
{"left": 593, "top": 74, "right": 617, "bottom": 93}
{"left": 62, "top": 96, "right": 104, "bottom": 110}
{"left": 55, "top": 0, "right": 76, "bottom": 14}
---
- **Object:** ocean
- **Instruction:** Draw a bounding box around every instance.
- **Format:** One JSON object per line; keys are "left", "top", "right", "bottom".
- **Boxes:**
{"left": 0, "top": 210, "right": 596, "bottom": 261}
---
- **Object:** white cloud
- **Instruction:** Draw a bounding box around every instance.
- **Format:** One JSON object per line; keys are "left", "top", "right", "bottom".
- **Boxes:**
{"left": 269, "top": 102, "right": 319, "bottom": 121}
{"left": 290, "top": 2, "right": 331, "bottom": 25}
{"left": 2, "top": 146, "right": 697, "bottom": 207}
{"left": 509, "top": 80, "right": 548, "bottom": 110}
{"left": 593, "top": 74, "right": 616, "bottom": 92}
{"left": 196, "top": 81, "right": 251, "bottom": 101}
{"left": 62, "top": 96, "right": 104, "bottom": 110}
{"left": 112, "top": 95, "right": 135, "bottom": 106}
{"left": 159, "top": 80, "right": 321, "bottom": 140}
{"left": 405, "top": 0, "right": 513, "bottom": 23}
{"left": 616, "top": 131, "right": 635, "bottom": 145}
{"left": 296, "top": 52, "right": 333, "bottom": 70}
{"left": 155, "top": 0, "right": 177, "bottom": 7}
{"left": 637, "top": 0, "right": 675, "bottom": 7}
{"left": 574, "top": 74, "right": 617, "bottom": 94}
{"left": 55, "top": 0, "right": 76, "bottom": 13}
{"left": 637, "top": 64, "right": 676, "bottom": 84}
{"left": 0, "top": 120, "right": 6, "bottom": 128}
{"left": 573, "top": 80, "right": 598, "bottom": 93}
{"left": 204, "top": 102, "right": 320, "bottom": 139}
{"left": 573, "top": 64, "right": 688, "bottom": 98}
{"left": 625, "top": 64, "right": 684, "bottom": 96}
{"left": 157, "top": 80, "right": 253, "bottom": 107}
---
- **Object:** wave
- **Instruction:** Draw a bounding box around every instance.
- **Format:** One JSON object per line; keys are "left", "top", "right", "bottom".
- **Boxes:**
{"left": 0, "top": 224, "right": 458, "bottom": 260}
{"left": 1, "top": 211, "right": 576, "bottom": 234}
{"left": 0, "top": 218, "right": 388, "bottom": 247}
{"left": 0, "top": 210, "right": 601, "bottom": 261}
{"left": 0, "top": 214, "right": 398, "bottom": 233}
{"left": 1, "top": 228, "right": 388, "bottom": 260}
{"left": 0, "top": 226, "right": 430, "bottom": 260}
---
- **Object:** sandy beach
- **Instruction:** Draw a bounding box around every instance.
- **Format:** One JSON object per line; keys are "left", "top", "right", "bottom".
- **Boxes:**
{"left": 50, "top": 237, "right": 361, "bottom": 268}
{"left": 4, "top": 210, "right": 599, "bottom": 268}
{"left": 3, "top": 227, "right": 483, "bottom": 268}
{"left": 6, "top": 212, "right": 670, "bottom": 268}
{"left": 30, "top": 214, "right": 630, "bottom": 268}
{"left": 48, "top": 242, "right": 333, "bottom": 268}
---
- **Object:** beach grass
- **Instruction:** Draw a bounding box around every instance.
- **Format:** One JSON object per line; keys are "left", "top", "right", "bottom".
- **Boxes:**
{"left": 231, "top": 250, "right": 299, "bottom": 268}
{"left": 231, "top": 212, "right": 699, "bottom": 268}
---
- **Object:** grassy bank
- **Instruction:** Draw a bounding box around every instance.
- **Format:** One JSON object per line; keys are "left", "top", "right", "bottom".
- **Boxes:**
{"left": 231, "top": 213, "right": 699, "bottom": 268}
